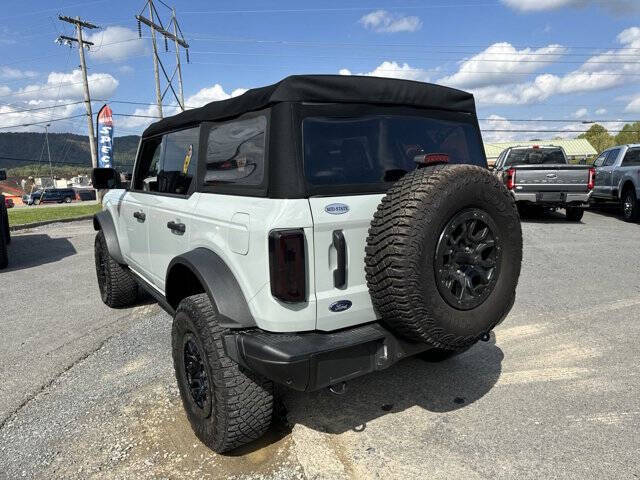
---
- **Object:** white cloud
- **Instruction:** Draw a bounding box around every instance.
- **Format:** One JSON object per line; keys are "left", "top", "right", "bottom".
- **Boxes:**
{"left": 116, "top": 84, "right": 248, "bottom": 131}
{"left": 14, "top": 69, "right": 119, "bottom": 101}
{"left": 438, "top": 42, "right": 566, "bottom": 89}
{"left": 359, "top": 10, "right": 422, "bottom": 33}
{"left": 1, "top": 66, "right": 37, "bottom": 80}
{"left": 501, "top": 0, "right": 639, "bottom": 13}
{"left": 338, "top": 61, "right": 430, "bottom": 82}
{"left": 480, "top": 113, "right": 604, "bottom": 143}
{"left": 0, "top": 100, "right": 84, "bottom": 131}
{"left": 86, "top": 26, "right": 148, "bottom": 62}
{"left": 118, "top": 65, "right": 134, "bottom": 74}
{"left": 595, "top": 108, "right": 607, "bottom": 115}
{"left": 573, "top": 108, "right": 588, "bottom": 118}
{"left": 626, "top": 94, "right": 640, "bottom": 113}
{"left": 449, "top": 26, "right": 640, "bottom": 105}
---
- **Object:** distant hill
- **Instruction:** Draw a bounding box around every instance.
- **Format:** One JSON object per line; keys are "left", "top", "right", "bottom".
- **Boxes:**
{"left": 0, "top": 132, "right": 140, "bottom": 171}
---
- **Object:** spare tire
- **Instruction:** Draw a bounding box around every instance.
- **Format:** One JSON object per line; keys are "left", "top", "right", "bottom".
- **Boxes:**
{"left": 365, "top": 164, "right": 522, "bottom": 351}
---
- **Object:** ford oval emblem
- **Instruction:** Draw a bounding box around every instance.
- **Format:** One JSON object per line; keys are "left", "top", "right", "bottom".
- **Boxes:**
{"left": 325, "top": 203, "right": 350, "bottom": 215}
{"left": 329, "top": 300, "right": 352, "bottom": 312}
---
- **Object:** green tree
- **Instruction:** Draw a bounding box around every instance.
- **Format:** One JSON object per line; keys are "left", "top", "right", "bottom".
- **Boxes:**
{"left": 614, "top": 122, "right": 640, "bottom": 145}
{"left": 577, "top": 124, "right": 615, "bottom": 153}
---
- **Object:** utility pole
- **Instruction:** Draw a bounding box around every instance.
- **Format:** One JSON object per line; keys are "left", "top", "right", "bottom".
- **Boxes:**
{"left": 56, "top": 16, "right": 99, "bottom": 171}
{"left": 172, "top": 8, "right": 184, "bottom": 110}
{"left": 136, "top": 1, "right": 189, "bottom": 115}
{"left": 148, "top": 2, "right": 163, "bottom": 118}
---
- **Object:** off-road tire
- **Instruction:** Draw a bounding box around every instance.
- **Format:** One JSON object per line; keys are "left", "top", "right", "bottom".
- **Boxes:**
{"left": 172, "top": 294, "right": 274, "bottom": 453}
{"left": 365, "top": 164, "right": 522, "bottom": 351}
{"left": 565, "top": 207, "right": 584, "bottom": 222}
{"left": 94, "top": 230, "right": 138, "bottom": 307}
{"left": 33, "top": 199, "right": 40, "bottom": 205}
{"left": 622, "top": 188, "right": 639, "bottom": 222}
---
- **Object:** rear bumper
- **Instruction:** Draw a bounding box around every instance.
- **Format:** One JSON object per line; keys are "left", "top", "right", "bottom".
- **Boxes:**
{"left": 223, "top": 322, "right": 433, "bottom": 392}
{"left": 511, "top": 190, "right": 591, "bottom": 205}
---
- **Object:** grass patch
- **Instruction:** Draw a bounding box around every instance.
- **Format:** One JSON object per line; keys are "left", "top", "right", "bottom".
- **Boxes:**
{"left": 8, "top": 203, "right": 101, "bottom": 226}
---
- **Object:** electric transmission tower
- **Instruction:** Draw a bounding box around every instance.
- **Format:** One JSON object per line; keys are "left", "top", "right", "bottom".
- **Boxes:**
{"left": 55, "top": 16, "right": 100, "bottom": 170}
{"left": 136, "top": 1, "right": 190, "bottom": 118}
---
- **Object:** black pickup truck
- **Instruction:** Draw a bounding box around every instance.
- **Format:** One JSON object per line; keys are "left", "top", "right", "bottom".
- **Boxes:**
{"left": 492, "top": 145, "right": 595, "bottom": 221}
{"left": 0, "top": 169, "right": 10, "bottom": 269}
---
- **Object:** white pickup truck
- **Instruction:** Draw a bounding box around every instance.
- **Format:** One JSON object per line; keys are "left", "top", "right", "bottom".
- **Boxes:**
{"left": 492, "top": 145, "right": 595, "bottom": 221}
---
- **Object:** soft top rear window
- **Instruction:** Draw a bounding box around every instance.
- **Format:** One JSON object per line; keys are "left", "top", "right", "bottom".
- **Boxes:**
{"left": 504, "top": 148, "right": 566, "bottom": 166}
{"left": 302, "top": 115, "right": 485, "bottom": 189}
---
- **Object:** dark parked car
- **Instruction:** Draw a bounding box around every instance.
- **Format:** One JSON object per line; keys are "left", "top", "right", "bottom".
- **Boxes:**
{"left": 25, "top": 188, "right": 76, "bottom": 205}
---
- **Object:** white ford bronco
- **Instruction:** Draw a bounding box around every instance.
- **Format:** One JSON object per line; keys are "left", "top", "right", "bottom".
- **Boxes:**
{"left": 92, "top": 75, "right": 522, "bottom": 452}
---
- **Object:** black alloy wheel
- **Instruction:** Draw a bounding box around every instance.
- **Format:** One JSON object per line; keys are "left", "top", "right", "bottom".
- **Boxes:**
{"left": 182, "top": 335, "right": 211, "bottom": 413}
{"left": 434, "top": 208, "right": 502, "bottom": 310}
{"left": 623, "top": 190, "right": 637, "bottom": 221}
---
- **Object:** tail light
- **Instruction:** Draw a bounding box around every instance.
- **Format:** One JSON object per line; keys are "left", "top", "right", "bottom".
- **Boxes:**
{"left": 506, "top": 168, "right": 516, "bottom": 190}
{"left": 269, "top": 229, "right": 306, "bottom": 303}
{"left": 587, "top": 167, "right": 595, "bottom": 190}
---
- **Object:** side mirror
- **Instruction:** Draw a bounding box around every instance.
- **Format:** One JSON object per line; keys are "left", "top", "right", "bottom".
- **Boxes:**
{"left": 92, "top": 168, "right": 121, "bottom": 189}
{"left": 0, "top": 170, "right": 6, "bottom": 181}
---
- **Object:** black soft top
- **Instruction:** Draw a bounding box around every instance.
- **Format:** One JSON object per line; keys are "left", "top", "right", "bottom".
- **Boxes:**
{"left": 142, "top": 74, "right": 476, "bottom": 138}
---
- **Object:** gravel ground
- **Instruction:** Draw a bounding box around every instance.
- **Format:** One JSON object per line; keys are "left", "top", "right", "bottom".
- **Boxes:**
{"left": 1, "top": 210, "right": 639, "bottom": 479}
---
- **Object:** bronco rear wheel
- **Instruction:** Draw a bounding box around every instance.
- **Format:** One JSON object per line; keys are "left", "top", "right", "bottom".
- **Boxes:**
{"left": 365, "top": 164, "right": 522, "bottom": 351}
{"left": 172, "top": 294, "right": 274, "bottom": 453}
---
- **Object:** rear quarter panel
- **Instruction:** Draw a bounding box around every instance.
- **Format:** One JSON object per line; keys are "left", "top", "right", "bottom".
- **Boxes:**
{"left": 189, "top": 194, "right": 317, "bottom": 332}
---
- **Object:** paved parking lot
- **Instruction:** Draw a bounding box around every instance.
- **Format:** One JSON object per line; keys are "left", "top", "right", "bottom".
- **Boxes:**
{"left": 0, "top": 210, "right": 639, "bottom": 479}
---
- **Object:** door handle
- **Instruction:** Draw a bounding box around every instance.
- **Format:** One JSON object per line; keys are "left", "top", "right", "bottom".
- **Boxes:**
{"left": 133, "top": 211, "right": 146, "bottom": 222}
{"left": 332, "top": 230, "right": 346, "bottom": 288}
{"left": 167, "top": 221, "right": 186, "bottom": 234}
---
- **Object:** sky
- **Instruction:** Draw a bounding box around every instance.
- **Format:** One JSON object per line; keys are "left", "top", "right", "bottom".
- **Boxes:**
{"left": 0, "top": 0, "right": 639, "bottom": 143}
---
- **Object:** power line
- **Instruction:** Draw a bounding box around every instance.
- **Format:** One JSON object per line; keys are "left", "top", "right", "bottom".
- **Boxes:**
{"left": 186, "top": 50, "right": 640, "bottom": 65}
{"left": 0, "top": 114, "right": 85, "bottom": 130}
{"left": 181, "top": 4, "right": 503, "bottom": 14}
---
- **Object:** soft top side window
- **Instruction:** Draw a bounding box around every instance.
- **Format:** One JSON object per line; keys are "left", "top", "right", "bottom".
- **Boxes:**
{"left": 204, "top": 116, "right": 267, "bottom": 186}
{"left": 134, "top": 137, "right": 162, "bottom": 192}
{"left": 159, "top": 127, "right": 199, "bottom": 195}
{"left": 133, "top": 126, "right": 200, "bottom": 195}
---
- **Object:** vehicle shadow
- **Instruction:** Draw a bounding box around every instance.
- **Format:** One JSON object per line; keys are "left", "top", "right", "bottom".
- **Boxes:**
{"left": 3, "top": 233, "right": 76, "bottom": 272}
{"left": 280, "top": 336, "right": 503, "bottom": 436}
{"left": 518, "top": 208, "right": 578, "bottom": 224}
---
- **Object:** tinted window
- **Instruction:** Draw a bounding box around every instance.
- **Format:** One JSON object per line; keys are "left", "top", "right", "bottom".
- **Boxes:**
{"left": 604, "top": 148, "right": 620, "bottom": 166}
{"left": 621, "top": 148, "right": 640, "bottom": 166}
{"left": 204, "top": 116, "right": 266, "bottom": 186}
{"left": 593, "top": 151, "right": 608, "bottom": 167}
{"left": 303, "top": 115, "right": 485, "bottom": 186}
{"left": 504, "top": 148, "right": 566, "bottom": 166}
{"left": 158, "top": 127, "right": 199, "bottom": 195}
{"left": 134, "top": 137, "right": 162, "bottom": 192}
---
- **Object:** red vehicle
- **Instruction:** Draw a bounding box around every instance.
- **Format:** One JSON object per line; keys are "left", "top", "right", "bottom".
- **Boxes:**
{"left": 4, "top": 197, "right": 14, "bottom": 208}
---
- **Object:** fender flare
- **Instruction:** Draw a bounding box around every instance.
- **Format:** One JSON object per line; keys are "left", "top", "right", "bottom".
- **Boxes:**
{"left": 93, "top": 210, "right": 125, "bottom": 264}
{"left": 166, "top": 248, "right": 256, "bottom": 329}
